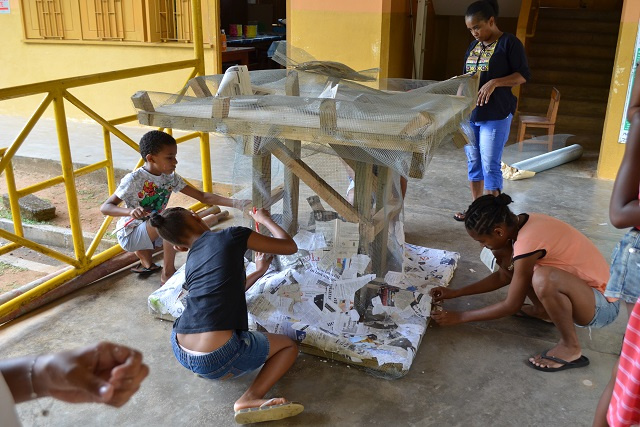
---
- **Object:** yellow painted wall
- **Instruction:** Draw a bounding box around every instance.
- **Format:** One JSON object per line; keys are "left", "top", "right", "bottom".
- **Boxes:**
{"left": 0, "top": 0, "right": 220, "bottom": 120}
{"left": 598, "top": 0, "right": 640, "bottom": 180}
{"left": 288, "top": 0, "right": 412, "bottom": 82}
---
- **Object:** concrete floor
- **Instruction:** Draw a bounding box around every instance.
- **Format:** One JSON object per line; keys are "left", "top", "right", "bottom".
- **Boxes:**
{"left": 0, "top": 119, "right": 627, "bottom": 426}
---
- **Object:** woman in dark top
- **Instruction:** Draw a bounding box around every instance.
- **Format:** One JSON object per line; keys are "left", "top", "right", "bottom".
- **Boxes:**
{"left": 454, "top": 0, "right": 530, "bottom": 221}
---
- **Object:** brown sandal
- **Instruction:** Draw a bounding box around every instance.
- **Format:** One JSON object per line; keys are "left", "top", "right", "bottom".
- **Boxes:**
{"left": 453, "top": 211, "right": 466, "bottom": 222}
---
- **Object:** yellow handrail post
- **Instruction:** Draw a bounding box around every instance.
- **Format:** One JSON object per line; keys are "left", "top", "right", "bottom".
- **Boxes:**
{"left": 103, "top": 127, "right": 117, "bottom": 194}
{"left": 52, "top": 89, "right": 87, "bottom": 265}
{"left": 1, "top": 156, "right": 24, "bottom": 238}
{"left": 200, "top": 132, "right": 213, "bottom": 193}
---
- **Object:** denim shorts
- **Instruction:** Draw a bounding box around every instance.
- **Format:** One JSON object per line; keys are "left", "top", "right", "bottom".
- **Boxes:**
{"left": 577, "top": 288, "right": 620, "bottom": 329}
{"left": 118, "top": 221, "right": 162, "bottom": 252}
{"left": 604, "top": 228, "right": 640, "bottom": 303}
{"left": 171, "top": 329, "right": 269, "bottom": 380}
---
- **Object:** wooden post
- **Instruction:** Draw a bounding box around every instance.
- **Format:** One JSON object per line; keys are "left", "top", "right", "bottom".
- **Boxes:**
{"left": 252, "top": 137, "right": 271, "bottom": 217}
{"left": 354, "top": 161, "right": 374, "bottom": 259}
{"left": 320, "top": 99, "right": 337, "bottom": 134}
{"left": 283, "top": 71, "right": 301, "bottom": 235}
{"left": 372, "top": 166, "right": 391, "bottom": 276}
{"left": 211, "top": 96, "right": 230, "bottom": 118}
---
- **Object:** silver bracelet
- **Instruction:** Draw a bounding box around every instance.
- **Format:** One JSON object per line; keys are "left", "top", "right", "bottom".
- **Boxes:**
{"left": 27, "top": 355, "right": 39, "bottom": 400}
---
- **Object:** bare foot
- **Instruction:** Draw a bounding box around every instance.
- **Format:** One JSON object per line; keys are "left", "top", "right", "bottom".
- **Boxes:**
{"left": 234, "top": 397, "right": 287, "bottom": 412}
{"left": 528, "top": 345, "right": 582, "bottom": 370}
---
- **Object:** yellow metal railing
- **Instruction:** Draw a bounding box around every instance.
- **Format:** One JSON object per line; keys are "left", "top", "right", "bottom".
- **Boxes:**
{"left": 0, "top": 0, "right": 212, "bottom": 320}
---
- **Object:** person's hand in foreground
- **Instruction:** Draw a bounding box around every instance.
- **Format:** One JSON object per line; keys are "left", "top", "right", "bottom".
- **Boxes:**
{"left": 5, "top": 341, "right": 149, "bottom": 407}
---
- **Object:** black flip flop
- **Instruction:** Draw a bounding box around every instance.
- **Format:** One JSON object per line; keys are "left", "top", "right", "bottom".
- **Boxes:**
{"left": 130, "top": 263, "right": 161, "bottom": 274}
{"left": 527, "top": 350, "right": 590, "bottom": 372}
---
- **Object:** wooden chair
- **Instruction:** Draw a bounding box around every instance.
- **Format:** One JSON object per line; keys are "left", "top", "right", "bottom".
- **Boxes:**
{"left": 517, "top": 87, "right": 561, "bottom": 152}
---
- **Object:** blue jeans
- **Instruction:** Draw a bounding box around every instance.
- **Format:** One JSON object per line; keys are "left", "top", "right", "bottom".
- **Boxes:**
{"left": 171, "top": 329, "right": 269, "bottom": 380}
{"left": 605, "top": 228, "right": 640, "bottom": 303}
{"left": 465, "top": 114, "right": 513, "bottom": 191}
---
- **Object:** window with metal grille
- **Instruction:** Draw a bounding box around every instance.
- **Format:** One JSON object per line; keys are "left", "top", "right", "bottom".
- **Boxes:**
{"left": 34, "top": 0, "right": 65, "bottom": 39}
{"left": 158, "top": 0, "right": 193, "bottom": 42}
{"left": 92, "top": 0, "right": 125, "bottom": 40}
{"left": 21, "top": 0, "right": 212, "bottom": 43}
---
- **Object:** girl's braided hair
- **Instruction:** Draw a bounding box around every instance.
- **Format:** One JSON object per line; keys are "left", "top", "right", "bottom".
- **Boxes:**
{"left": 464, "top": 193, "right": 517, "bottom": 235}
{"left": 149, "top": 207, "right": 191, "bottom": 246}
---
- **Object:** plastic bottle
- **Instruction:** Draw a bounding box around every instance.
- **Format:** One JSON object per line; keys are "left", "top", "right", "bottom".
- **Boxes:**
{"left": 220, "top": 29, "right": 227, "bottom": 52}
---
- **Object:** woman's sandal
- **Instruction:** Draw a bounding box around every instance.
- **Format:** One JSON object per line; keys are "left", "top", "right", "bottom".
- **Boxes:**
{"left": 453, "top": 211, "right": 466, "bottom": 222}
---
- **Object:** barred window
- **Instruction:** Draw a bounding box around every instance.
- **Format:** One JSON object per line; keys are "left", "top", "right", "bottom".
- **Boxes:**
{"left": 21, "top": 0, "right": 212, "bottom": 43}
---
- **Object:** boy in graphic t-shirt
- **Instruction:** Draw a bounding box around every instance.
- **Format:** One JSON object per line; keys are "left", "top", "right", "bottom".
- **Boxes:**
{"left": 100, "top": 130, "right": 249, "bottom": 283}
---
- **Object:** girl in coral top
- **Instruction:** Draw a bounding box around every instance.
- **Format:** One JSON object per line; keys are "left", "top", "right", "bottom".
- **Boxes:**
{"left": 431, "top": 193, "right": 620, "bottom": 372}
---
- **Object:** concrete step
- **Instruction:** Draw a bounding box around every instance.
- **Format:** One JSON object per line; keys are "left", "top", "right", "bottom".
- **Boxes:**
{"left": 521, "top": 83, "right": 610, "bottom": 102}
{"left": 531, "top": 30, "right": 618, "bottom": 47}
{"left": 519, "top": 97, "right": 607, "bottom": 117}
{"left": 528, "top": 42, "right": 616, "bottom": 60}
{"left": 536, "top": 18, "right": 619, "bottom": 34}
{"left": 528, "top": 68, "right": 612, "bottom": 87}
{"left": 527, "top": 56, "right": 613, "bottom": 73}
{"left": 538, "top": 6, "right": 621, "bottom": 22}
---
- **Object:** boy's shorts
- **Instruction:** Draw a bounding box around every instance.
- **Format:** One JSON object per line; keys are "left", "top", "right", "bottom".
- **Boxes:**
{"left": 577, "top": 288, "right": 620, "bottom": 329}
{"left": 605, "top": 228, "right": 640, "bottom": 303}
{"left": 118, "top": 221, "right": 162, "bottom": 252}
{"left": 171, "top": 329, "right": 269, "bottom": 380}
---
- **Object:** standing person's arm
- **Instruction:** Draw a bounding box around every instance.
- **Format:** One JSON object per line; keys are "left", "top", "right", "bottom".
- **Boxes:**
{"left": 1, "top": 342, "right": 148, "bottom": 407}
{"left": 609, "top": 111, "right": 640, "bottom": 229}
{"left": 476, "top": 72, "right": 527, "bottom": 106}
{"left": 477, "top": 36, "right": 530, "bottom": 106}
{"left": 628, "top": 78, "right": 640, "bottom": 121}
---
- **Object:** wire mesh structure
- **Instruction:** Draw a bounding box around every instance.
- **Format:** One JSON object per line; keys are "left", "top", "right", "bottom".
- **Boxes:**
{"left": 135, "top": 46, "right": 478, "bottom": 377}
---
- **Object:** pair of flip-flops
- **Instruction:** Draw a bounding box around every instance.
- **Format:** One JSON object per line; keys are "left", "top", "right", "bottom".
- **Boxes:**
{"left": 130, "top": 263, "right": 161, "bottom": 275}
{"left": 528, "top": 349, "right": 590, "bottom": 372}
{"left": 234, "top": 400, "right": 304, "bottom": 424}
{"left": 453, "top": 211, "right": 466, "bottom": 222}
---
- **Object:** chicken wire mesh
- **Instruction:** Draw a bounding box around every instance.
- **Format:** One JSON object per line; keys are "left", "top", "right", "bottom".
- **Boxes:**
{"left": 137, "top": 46, "right": 476, "bottom": 378}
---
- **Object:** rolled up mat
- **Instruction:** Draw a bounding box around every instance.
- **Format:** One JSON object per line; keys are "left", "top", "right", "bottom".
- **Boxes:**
{"left": 511, "top": 144, "right": 583, "bottom": 173}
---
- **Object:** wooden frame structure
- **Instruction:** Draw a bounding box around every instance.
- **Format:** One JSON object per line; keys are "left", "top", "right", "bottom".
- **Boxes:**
{"left": 133, "top": 70, "right": 477, "bottom": 276}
